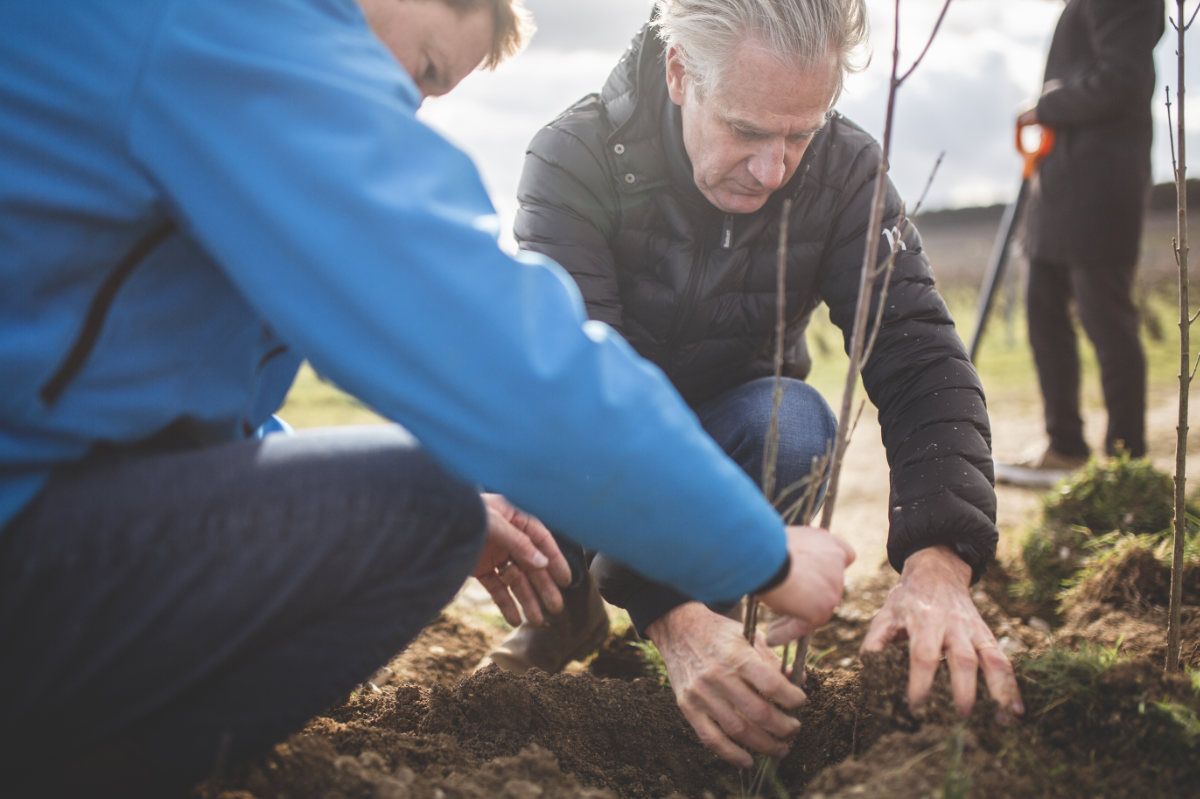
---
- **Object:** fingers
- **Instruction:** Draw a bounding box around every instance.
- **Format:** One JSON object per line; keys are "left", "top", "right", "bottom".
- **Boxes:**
{"left": 945, "top": 633, "right": 979, "bottom": 717}
{"left": 765, "top": 616, "right": 812, "bottom": 647}
{"left": 708, "top": 693, "right": 791, "bottom": 760}
{"left": 976, "top": 635, "right": 1024, "bottom": 718}
{"left": 759, "top": 528, "right": 852, "bottom": 625}
{"left": 906, "top": 623, "right": 944, "bottom": 709}
{"left": 834, "top": 535, "right": 857, "bottom": 566}
{"left": 493, "top": 512, "right": 550, "bottom": 572}
{"left": 482, "top": 501, "right": 566, "bottom": 618}
{"left": 677, "top": 700, "right": 754, "bottom": 769}
{"left": 497, "top": 561, "right": 545, "bottom": 626}
{"left": 859, "top": 604, "right": 898, "bottom": 653}
{"left": 477, "top": 571, "right": 521, "bottom": 627}
{"left": 509, "top": 509, "right": 572, "bottom": 588}
{"left": 525, "top": 566, "right": 565, "bottom": 616}
{"left": 738, "top": 648, "right": 808, "bottom": 715}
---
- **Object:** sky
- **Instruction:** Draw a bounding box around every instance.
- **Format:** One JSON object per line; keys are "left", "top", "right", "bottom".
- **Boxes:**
{"left": 420, "top": 0, "right": 1200, "bottom": 229}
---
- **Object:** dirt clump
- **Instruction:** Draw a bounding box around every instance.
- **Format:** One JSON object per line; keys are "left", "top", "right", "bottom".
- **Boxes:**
{"left": 1056, "top": 536, "right": 1200, "bottom": 667}
{"left": 811, "top": 646, "right": 1200, "bottom": 798}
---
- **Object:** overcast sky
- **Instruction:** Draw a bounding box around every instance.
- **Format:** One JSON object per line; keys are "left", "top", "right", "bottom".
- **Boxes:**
{"left": 421, "top": 0, "right": 1200, "bottom": 228}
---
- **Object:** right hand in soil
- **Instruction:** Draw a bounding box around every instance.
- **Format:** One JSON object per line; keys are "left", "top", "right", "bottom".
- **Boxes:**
{"left": 645, "top": 602, "right": 807, "bottom": 768}
{"left": 757, "top": 525, "right": 856, "bottom": 643}
{"left": 471, "top": 494, "right": 572, "bottom": 627}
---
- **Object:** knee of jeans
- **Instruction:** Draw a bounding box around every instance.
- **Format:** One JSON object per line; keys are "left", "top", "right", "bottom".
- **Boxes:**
{"left": 738, "top": 383, "right": 837, "bottom": 478}
{"left": 355, "top": 442, "right": 486, "bottom": 579}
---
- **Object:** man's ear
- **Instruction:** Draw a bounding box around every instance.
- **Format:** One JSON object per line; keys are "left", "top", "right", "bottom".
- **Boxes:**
{"left": 665, "top": 45, "right": 688, "bottom": 106}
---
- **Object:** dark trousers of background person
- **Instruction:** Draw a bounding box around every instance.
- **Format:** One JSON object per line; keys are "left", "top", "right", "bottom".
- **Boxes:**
{"left": 1027, "top": 255, "right": 1147, "bottom": 459}
{"left": 555, "top": 377, "right": 838, "bottom": 632}
{"left": 0, "top": 426, "right": 485, "bottom": 797}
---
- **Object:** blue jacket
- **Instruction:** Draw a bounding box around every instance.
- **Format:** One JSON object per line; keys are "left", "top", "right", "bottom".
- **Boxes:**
{"left": 0, "top": 0, "right": 787, "bottom": 604}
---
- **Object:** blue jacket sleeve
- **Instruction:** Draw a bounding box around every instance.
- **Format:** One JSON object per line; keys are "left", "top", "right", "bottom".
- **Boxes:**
{"left": 125, "top": 0, "right": 786, "bottom": 604}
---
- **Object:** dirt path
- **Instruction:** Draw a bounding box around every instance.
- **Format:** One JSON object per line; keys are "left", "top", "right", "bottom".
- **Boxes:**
{"left": 827, "top": 383, "right": 1200, "bottom": 582}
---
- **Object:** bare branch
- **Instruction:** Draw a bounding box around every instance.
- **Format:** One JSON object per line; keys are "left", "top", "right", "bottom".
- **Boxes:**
{"left": 1187, "top": 0, "right": 1200, "bottom": 31}
{"left": 909, "top": 152, "right": 946, "bottom": 219}
{"left": 759, "top": 198, "right": 793, "bottom": 502}
{"left": 1190, "top": 307, "right": 1200, "bottom": 325}
{"left": 1167, "top": 86, "right": 1178, "bottom": 176}
{"left": 897, "top": 0, "right": 954, "bottom": 86}
{"left": 1191, "top": 352, "right": 1200, "bottom": 382}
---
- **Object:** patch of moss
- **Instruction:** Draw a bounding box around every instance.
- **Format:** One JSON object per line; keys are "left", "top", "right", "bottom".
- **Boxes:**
{"left": 1042, "top": 453, "right": 1176, "bottom": 536}
{"left": 1016, "top": 522, "right": 1093, "bottom": 613}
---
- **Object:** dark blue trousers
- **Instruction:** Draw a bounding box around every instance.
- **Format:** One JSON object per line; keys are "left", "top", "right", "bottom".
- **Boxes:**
{"left": 0, "top": 426, "right": 485, "bottom": 795}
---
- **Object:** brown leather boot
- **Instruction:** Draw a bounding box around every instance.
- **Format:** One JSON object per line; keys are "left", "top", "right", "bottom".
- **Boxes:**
{"left": 478, "top": 571, "right": 610, "bottom": 674}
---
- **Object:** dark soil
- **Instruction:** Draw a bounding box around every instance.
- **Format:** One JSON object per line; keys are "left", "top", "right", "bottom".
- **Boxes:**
{"left": 204, "top": 566, "right": 1199, "bottom": 799}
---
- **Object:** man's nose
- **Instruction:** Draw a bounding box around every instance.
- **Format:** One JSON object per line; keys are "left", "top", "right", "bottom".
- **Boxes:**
{"left": 747, "top": 141, "right": 787, "bottom": 190}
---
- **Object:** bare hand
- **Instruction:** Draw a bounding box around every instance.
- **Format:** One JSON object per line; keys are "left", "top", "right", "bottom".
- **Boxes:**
{"left": 757, "top": 525, "right": 856, "bottom": 643}
{"left": 861, "top": 546, "right": 1024, "bottom": 720}
{"left": 472, "top": 494, "right": 571, "bottom": 627}
{"left": 646, "top": 603, "right": 806, "bottom": 769}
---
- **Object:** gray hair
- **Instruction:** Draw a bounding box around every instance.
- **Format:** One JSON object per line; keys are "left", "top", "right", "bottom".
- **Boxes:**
{"left": 652, "top": 0, "right": 868, "bottom": 96}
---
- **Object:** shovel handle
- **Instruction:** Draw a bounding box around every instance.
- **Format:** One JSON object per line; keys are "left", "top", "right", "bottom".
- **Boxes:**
{"left": 1017, "top": 121, "right": 1055, "bottom": 180}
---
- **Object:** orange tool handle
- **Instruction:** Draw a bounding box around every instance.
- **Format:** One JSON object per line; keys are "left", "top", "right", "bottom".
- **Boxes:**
{"left": 1017, "top": 121, "right": 1055, "bottom": 180}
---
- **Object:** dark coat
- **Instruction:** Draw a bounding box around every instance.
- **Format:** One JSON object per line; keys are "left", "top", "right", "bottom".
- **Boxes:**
{"left": 514, "top": 26, "right": 998, "bottom": 578}
{"left": 1025, "top": 0, "right": 1164, "bottom": 265}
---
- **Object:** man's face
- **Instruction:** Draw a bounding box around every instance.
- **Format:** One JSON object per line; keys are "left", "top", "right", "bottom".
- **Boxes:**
{"left": 359, "top": 0, "right": 494, "bottom": 100}
{"left": 666, "top": 42, "right": 840, "bottom": 214}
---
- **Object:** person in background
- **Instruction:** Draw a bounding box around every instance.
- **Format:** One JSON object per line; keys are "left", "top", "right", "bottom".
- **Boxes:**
{"left": 1000, "top": 0, "right": 1164, "bottom": 485}
{"left": 483, "top": 0, "right": 1023, "bottom": 768}
{"left": 0, "top": 0, "right": 853, "bottom": 794}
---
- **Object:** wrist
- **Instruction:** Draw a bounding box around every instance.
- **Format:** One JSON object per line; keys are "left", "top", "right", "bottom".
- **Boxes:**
{"left": 645, "top": 601, "right": 709, "bottom": 647}
{"left": 902, "top": 545, "right": 972, "bottom": 587}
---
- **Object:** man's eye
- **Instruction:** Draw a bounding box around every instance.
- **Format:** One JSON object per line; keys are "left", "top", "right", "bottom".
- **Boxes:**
{"left": 733, "top": 127, "right": 762, "bottom": 140}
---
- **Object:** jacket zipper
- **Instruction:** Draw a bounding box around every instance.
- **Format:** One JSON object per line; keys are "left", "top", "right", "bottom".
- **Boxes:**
{"left": 663, "top": 215, "right": 733, "bottom": 369}
{"left": 39, "top": 220, "right": 175, "bottom": 406}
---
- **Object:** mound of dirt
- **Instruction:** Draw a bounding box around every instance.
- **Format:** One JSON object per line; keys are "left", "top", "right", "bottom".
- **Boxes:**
{"left": 812, "top": 649, "right": 1200, "bottom": 798}
{"left": 1053, "top": 541, "right": 1200, "bottom": 667}
{"left": 365, "top": 612, "right": 501, "bottom": 690}
{"left": 205, "top": 563, "right": 1199, "bottom": 799}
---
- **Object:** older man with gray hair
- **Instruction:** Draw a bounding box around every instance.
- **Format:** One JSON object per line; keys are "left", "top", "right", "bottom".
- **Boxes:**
{"left": 484, "top": 0, "right": 1023, "bottom": 766}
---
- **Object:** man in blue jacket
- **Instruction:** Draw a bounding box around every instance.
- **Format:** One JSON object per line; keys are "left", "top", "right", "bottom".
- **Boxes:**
{"left": 0, "top": 0, "right": 854, "bottom": 793}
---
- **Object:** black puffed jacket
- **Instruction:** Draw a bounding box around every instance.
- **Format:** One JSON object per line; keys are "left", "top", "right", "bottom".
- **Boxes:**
{"left": 1025, "top": 0, "right": 1164, "bottom": 266}
{"left": 514, "top": 26, "right": 998, "bottom": 582}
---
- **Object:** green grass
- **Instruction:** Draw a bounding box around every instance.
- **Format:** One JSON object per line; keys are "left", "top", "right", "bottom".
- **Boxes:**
{"left": 1021, "top": 643, "right": 1127, "bottom": 723}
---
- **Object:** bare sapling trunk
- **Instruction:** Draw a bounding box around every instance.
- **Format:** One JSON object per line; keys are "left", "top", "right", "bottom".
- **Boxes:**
{"left": 740, "top": 3, "right": 953, "bottom": 792}
{"left": 1166, "top": 0, "right": 1198, "bottom": 674}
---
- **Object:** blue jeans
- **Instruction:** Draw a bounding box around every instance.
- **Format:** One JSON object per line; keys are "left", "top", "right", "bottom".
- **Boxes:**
{"left": 0, "top": 426, "right": 485, "bottom": 795}
{"left": 583, "top": 378, "right": 837, "bottom": 633}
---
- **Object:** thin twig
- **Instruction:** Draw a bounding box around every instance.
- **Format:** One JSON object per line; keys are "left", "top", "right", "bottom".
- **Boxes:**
{"left": 1167, "top": 87, "right": 1178, "bottom": 177}
{"left": 761, "top": 199, "right": 794, "bottom": 502}
{"left": 1188, "top": 0, "right": 1200, "bottom": 31}
{"left": 896, "top": 0, "right": 954, "bottom": 85}
{"left": 909, "top": 152, "right": 946, "bottom": 219}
